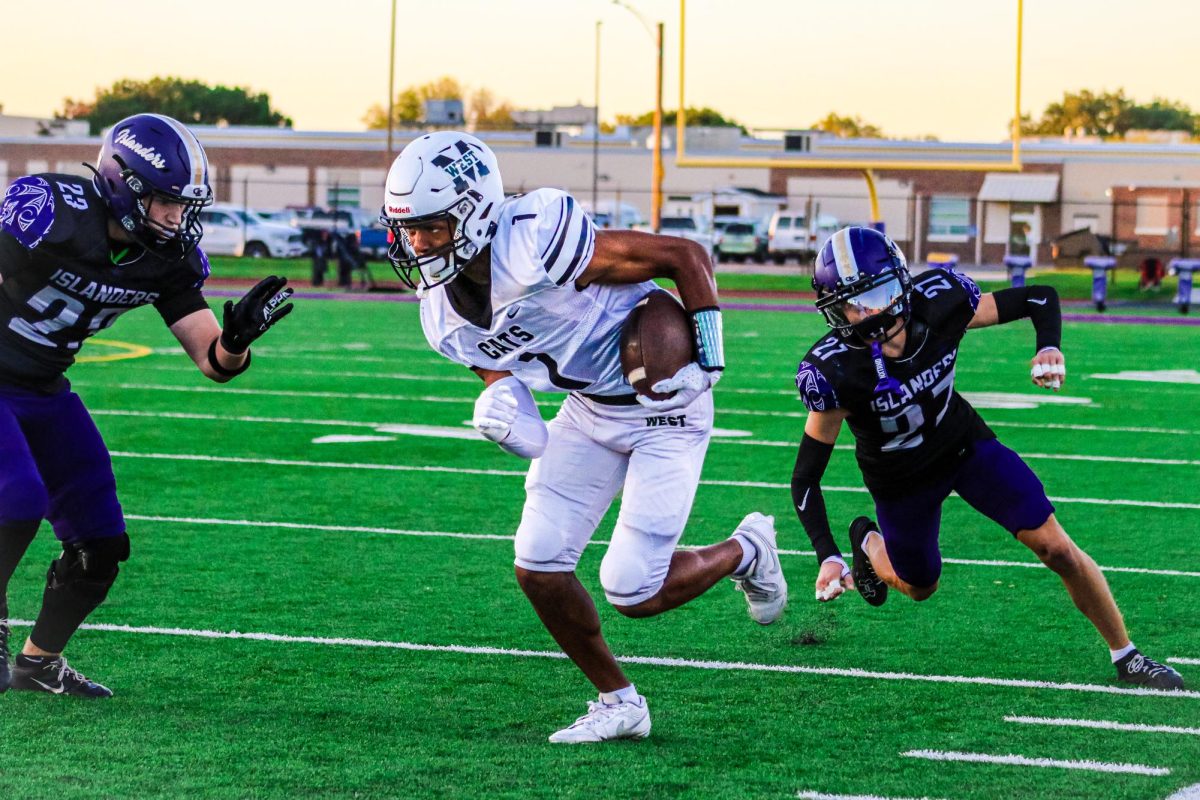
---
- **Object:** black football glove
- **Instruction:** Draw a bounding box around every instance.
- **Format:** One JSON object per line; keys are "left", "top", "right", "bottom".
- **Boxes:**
{"left": 219, "top": 275, "right": 295, "bottom": 355}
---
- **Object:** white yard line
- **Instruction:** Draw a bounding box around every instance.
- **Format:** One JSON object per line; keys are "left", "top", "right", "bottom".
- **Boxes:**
{"left": 123, "top": 513, "right": 1200, "bottom": 580}
{"left": 5, "top": 618, "right": 1198, "bottom": 700}
{"left": 89, "top": 409, "right": 1200, "bottom": 467}
{"left": 900, "top": 750, "right": 1170, "bottom": 776}
{"left": 1167, "top": 658, "right": 1200, "bottom": 665}
{"left": 1004, "top": 716, "right": 1200, "bottom": 736}
{"left": 107, "top": 450, "right": 1200, "bottom": 511}
{"left": 73, "top": 381, "right": 1200, "bottom": 439}
{"left": 1166, "top": 784, "right": 1200, "bottom": 800}
{"left": 796, "top": 793, "right": 950, "bottom": 800}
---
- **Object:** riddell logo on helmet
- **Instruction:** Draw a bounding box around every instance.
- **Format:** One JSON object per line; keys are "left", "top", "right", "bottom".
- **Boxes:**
{"left": 114, "top": 129, "right": 168, "bottom": 171}
{"left": 388, "top": 205, "right": 412, "bottom": 214}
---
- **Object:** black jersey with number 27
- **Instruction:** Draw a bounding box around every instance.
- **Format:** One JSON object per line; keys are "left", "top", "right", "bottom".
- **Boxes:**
{"left": 795, "top": 267, "right": 996, "bottom": 497}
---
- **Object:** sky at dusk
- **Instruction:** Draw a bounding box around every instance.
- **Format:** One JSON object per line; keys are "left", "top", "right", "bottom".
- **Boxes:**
{"left": 3, "top": 0, "right": 1197, "bottom": 142}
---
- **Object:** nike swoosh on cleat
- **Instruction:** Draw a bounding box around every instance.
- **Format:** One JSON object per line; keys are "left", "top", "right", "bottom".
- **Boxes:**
{"left": 29, "top": 677, "right": 65, "bottom": 694}
{"left": 1027, "top": 298, "right": 1048, "bottom": 305}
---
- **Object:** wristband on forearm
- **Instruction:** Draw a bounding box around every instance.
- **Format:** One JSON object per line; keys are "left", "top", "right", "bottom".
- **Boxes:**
{"left": 992, "top": 285, "right": 1061, "bottom": 352}
{"left": 690, "top": 307, "right": 724, "bottom": 372}
{"left": 792, "top": 433, "right": 840, "bottom": 563}
{"left": 207, "top": 338, "right": 251, "bottom": 378}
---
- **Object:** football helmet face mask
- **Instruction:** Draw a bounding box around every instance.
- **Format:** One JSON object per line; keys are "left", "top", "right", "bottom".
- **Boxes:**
{"left": 380, "top": 131, "right": 504, "bottom": 290}
{"left": 89, "top": 113, "right": 213, "bottom": 261}
{"left": 812, "top": 226, "right": 912, "bottom": 342}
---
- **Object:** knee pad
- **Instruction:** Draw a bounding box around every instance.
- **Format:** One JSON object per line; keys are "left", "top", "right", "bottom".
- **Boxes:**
{"left": 599, "top": 550, "right": 661, "bottom": 607}
{"left": 47, "top": 533, "right": 130, "bottom": 602}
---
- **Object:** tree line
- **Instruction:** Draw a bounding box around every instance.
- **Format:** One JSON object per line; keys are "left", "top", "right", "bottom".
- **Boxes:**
{"left": 48, "top": 78, "right": 1198, "bottom": 141}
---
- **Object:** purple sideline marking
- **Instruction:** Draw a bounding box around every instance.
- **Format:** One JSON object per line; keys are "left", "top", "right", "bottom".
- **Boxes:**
{"left": 203, "top": 289, "right": 1200, "bottom": 326}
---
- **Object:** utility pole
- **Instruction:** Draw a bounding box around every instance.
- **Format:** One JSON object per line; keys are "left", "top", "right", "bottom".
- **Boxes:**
{"left": 593, "top": 20, "right": 601, "bottom": 213}
{"left": 612, "top": 2, "right": 663, "bottom": 231}
{"left": 386, "top": 0, "right": 397, "bottom": 165}
{"left": 652, "top": 21, "right": 664, "bottom": 233}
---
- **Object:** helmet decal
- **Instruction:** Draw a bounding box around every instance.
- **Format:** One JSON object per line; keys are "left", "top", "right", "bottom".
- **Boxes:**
{"left": 380, "top": 131, "right": 505, "bottom": 290}
{"left": 431, "top": 140, "right": 492, "bottom": 194}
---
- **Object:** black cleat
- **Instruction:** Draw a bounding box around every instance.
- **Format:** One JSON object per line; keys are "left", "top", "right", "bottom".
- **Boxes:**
{"left": 1115, "top": 650, "right": 1184, "bottom": 691}
{"left": 0, "top": 605, "right": 10, "bottom": 693}
{"left": 849, "top": 516, "right": 888, "bottom": 607}
{"left": 11, "top": 655, "right": 113, "bottom": 698}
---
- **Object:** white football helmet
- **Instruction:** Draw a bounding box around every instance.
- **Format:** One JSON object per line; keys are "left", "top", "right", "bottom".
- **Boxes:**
{"left": 380, "top": 131, "right": 504, "bottom": 289}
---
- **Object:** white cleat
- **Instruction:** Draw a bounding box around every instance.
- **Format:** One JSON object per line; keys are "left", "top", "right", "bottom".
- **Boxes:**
{"left": 547, "top": 696, "right": 652, "bottom": 744}
{"left": 731, "top": 512, "right": 788, "bottom": 625}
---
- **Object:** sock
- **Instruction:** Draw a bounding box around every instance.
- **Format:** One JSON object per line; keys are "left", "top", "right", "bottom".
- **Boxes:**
{"left": 1111, "top": 642, "right": 1137, "bottom": 663}
{"left": 732, "top": 534, "right": 756, "bottom": 575}
{"left": 600, "top": 684, "right": 639, "bottom": 705}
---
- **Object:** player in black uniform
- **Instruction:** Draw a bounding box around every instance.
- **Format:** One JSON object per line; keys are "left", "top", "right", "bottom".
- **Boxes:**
{"left": 0, "top": 113, "right": 294, "bottom": 697}
{"left": 791, "top": 226, "right": 1183, "bottom": 690}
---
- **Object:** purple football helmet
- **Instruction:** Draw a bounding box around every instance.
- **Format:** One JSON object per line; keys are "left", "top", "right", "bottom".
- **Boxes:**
{"left": 89, "top": 113, "right": 213, "bottom": 260}
{"left": 812, "top": 226, "right": 912, "bottom": 342}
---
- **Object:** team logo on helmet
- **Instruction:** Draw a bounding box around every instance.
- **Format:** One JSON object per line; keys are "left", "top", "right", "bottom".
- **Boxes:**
{"left": 114, "top": 128, "right": 168, "bottom": 171}
{"left": 431, "top": 140, "right": 491, "bottom": 194}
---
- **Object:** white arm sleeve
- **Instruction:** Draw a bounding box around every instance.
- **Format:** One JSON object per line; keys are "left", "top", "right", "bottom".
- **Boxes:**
{"left": 489, "top": 376, "right": 548, "bottom": 459}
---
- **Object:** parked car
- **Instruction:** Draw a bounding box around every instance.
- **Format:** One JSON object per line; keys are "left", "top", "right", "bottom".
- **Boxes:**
{"left": 767, "top": 210, "right": 839, "bottom": 264}
{"left": 714, "top": 220, "right": 767, "bottom": 263}
{"left": 198, "top": 204, "right": 306, "bottom": 258}
{"left": 640, "top": 215, "right": 715, "bottom": 259}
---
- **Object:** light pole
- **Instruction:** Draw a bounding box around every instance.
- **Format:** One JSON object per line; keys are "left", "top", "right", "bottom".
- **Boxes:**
{"left": 386, "top": 0, "right": 397, "bottom": 165}
{"left": 611, "top": 0, "right": 664, "bottom": 232}
{"left": 593, "top": 20, "right": 601, "bottom": 214}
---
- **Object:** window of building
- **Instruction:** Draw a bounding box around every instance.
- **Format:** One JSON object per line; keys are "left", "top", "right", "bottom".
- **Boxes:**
{"left": 1134, "top": 195, "right": 1169, "bottom": 235}
{"left": 927, "top": 196, "right": 971, "bottom": 241}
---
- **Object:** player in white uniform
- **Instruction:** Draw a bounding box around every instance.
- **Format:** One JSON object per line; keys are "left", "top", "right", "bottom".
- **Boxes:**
{"left": 382, "top": 132, "right": 788, "bottom": 743}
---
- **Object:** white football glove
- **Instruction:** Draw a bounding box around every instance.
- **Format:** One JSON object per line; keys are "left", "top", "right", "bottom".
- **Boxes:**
{"left": 472, "top": 377, "right": 548, "bottom": 459}
{"left": 636, "top": 363, "right": 722, "bottom": 412}
{"left": 1030, "top": 347, "right": 1066, "bottom": 391}
{"left": 473, "top": 383, "right": 519, "bottom": 442}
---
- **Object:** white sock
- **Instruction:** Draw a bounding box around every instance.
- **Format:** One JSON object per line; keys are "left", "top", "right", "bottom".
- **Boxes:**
{"left": 732, "top": 534, "right": 756, "bottom": 575}
{"left": 600, "top": 684, "right": 640, "bottom": 705}
{"left": 1111, "top": 642, "right": 1137, "bottom": 663}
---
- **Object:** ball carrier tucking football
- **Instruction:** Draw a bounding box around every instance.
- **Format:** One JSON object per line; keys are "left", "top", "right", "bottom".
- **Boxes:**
{"left": 380, "top": 131, "right": 788, "bottom": 743}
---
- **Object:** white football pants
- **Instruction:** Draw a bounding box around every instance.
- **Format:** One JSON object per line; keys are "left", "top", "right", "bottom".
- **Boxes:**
{"left": 513, "top": 391, "right": 714, "bottom": 606}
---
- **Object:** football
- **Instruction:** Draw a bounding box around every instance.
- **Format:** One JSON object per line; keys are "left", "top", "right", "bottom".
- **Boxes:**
{"left": 619, "top": 291, "right": 695, "bottom": 400}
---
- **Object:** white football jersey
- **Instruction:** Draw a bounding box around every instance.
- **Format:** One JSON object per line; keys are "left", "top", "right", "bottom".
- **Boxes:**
{"left": 420, "top": 188, "right": 658, "bottom": 395}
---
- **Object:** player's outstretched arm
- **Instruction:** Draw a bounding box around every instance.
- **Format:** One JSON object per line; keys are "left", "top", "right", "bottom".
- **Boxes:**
{"left": 469, "top": 368, "right": 547, "bottom": 459}
{"left": 170, "top": 276, "right": 294, "bottom": 383}
{"left": 970, "top": 285, "right": 1065, "bottom": 391}
{"left": 795, "top": 409, "right": 854, "bottom": 602}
